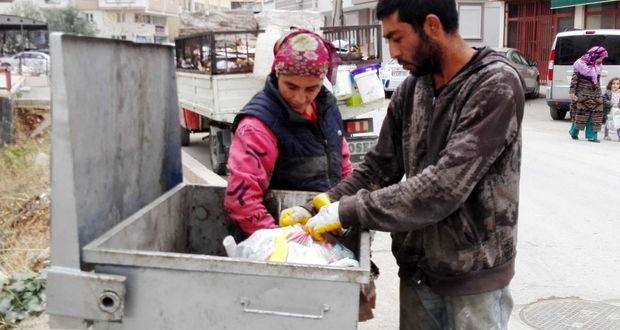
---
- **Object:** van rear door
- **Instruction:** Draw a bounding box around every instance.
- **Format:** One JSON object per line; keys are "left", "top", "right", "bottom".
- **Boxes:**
{"left": 551, "top": 33, "right": 620, "bottom": 100}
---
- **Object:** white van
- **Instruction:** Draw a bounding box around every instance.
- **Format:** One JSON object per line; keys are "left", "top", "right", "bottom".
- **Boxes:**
{"left": 546, "top": 29, "right": 620, "bottom": 120}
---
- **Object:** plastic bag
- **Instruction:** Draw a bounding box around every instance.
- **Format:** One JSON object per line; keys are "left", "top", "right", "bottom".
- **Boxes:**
{"left": 612, "top": 107, "right": 620, "bottom": 130}
{"left": 223, "top": 224, "right": 358, "bottom": 267}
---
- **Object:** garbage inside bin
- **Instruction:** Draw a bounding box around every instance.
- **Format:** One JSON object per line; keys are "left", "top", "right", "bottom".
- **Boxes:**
{"left": 223, "top": 224, "right": 359, "bottom": 267}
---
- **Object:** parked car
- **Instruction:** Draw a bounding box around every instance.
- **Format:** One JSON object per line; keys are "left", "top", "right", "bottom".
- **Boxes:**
{"left": 0, "top": 51, "right": 50, "bottom": 75}
{"left": 493, "top": 48, "right": 540, "bottom": 99}
{"left": 546, "top": 29, "right": 620, "bottom": 120}
{"left": 379, "top": 58, "right": 408, "bottom": 97}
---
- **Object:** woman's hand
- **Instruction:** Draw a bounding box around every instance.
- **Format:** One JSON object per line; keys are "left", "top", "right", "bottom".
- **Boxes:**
{"left": 569, "top": 93, "right": 578, "bottom": 102}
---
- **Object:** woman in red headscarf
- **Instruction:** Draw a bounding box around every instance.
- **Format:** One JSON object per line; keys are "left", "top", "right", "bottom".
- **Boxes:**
{"left": 224, "top": 29, "right": 352, "bottom": 235}
{"left": 569, "top": 46, "right": 608, "bottom": 142}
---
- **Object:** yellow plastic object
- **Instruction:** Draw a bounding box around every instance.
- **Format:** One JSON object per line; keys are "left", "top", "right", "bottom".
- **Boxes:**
{"left": 279, "top": 208, "right": 310, "bottom": 227}
{"left": 269, "top": 229, "right": 293, "bottom": 262}
{"left": 307, "top": 221, "right": 342, "bottom": 242}
{"left": 312, "top": 193, "right": 331, "bottom": 211}
{"left": 345, "top": 93, "right": 363, "bottom": 106}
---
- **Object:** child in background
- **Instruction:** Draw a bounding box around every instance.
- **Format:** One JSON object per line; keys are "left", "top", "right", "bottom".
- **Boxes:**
{"left": 603, "top": 77, "right": 620, "bottom": 141}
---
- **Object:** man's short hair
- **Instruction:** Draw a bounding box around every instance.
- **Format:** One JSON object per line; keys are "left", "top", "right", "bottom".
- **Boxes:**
{"left": 376, "top": 0, "right": 459, "bottom": 34}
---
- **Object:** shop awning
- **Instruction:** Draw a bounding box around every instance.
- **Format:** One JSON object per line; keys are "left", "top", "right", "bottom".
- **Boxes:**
{"left": 551, "top": 0, "right": 616, "bottom": 9}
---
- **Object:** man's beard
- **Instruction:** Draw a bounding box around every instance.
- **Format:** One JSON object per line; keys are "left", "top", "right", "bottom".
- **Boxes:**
{"left": 406, "top": 32, "right": 443, "bottom": 77}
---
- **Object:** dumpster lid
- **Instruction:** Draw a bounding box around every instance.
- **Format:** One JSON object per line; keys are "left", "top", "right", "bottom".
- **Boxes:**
{"left": 50, "top": 33, "right": 183, "bottom": 269}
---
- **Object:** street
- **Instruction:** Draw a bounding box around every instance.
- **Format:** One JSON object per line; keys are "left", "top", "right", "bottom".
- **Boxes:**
{"left": 184, "top": 97, "right": 620, "bottom": 329}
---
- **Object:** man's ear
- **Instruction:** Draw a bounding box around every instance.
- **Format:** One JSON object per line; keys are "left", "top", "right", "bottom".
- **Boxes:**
{"left": 423, "top": 14, "right": 443, "bottom": 39}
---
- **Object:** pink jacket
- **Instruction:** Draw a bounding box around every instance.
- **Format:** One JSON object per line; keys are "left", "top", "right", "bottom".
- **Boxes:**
{"left": 224, "top": 116, "right": 352, "bottom": 234}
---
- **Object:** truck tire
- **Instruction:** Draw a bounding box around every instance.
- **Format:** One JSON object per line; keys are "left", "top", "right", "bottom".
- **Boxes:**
{"left": 181, "top": 127, "right": 190, "bottom": 146}
{"left": 210, "top": 127, "right": 229, "bottom": 175}
{"left": 550, "top": 107, "right": 567, "bottom": 120}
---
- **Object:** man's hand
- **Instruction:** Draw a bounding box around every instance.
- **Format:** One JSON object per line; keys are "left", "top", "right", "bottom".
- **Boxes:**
{"left": 279, "top": 206, "right": 312, "bottom": 227}
{"left": 305, "top": 202, "right": 341, "bottom": 241}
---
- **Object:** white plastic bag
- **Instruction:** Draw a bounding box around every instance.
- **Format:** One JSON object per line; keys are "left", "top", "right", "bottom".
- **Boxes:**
{"left": 223, "top": 225, "right": 358, "bottom": 267}
{"left": 612, "top": 107, "right": 620, "bottom": 130}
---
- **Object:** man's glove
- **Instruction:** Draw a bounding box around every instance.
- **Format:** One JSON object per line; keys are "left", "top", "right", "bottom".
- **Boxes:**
{"left": 305, "top": 202, "right": 341, "bottom": 241}
{"left": 279, "top": 206, "right": 312, "bottom": 227}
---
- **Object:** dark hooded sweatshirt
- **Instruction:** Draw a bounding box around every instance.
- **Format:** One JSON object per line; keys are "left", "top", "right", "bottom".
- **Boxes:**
{"left": 328, "top": 48, "right": 525, "bottom": 296}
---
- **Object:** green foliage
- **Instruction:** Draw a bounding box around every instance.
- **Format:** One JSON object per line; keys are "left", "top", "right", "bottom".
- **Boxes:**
{"left": 44, "top": 7, "right": 97, "bottom": 36}
{"left": 6, "top": 0, "right": 98, "bottom": 37}
{"left": 6, "top": 0, "right": 44, "bottom": 22}
{"left": 0, "top": 140, "right": 38, "bottom": 175}
{"left": 0, "top": 272, "right": 46, "bottom": 326}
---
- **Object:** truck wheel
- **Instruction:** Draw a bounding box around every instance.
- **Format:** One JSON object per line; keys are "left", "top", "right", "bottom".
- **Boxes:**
{"left": 550, "top": 107, "right": 567, "bottom": 120}
{"left": 210, "top": 127, "right": 229, "bottom": 175}
{"left": 181, "top": 127, "right": 190, "bottom": 146}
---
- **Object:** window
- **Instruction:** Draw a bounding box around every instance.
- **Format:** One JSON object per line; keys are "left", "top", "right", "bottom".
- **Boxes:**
{"left": 555, "top": 34, "right": 620, "bottom": 65}
{"left": 115, "top": 13, "right": 125, "bottom": 23}
{"left": 586, "top": 3, "right": 620, "bottom": 29}
{"left": 510, "top": 52, "right": 526, "bottom": 66}
{"left": 458, "top": 3, "right": 483, "bottom": 40}
{"left": 152, "top": 16, "right": 166, "bottom": 26}
{"left": 194, "top": 3, "right": 205, "bottom": 12}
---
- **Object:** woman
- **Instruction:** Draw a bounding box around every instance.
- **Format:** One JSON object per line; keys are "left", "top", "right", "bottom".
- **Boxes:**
{"left": 569, "top": 46, "right": 608, "bottom": 142}
{"left": 224, "top": 29, "right": 352, "bottom": 235}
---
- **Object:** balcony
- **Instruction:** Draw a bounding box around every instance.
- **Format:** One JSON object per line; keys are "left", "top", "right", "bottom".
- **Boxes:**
{"left": 98, "top": 0, "right": 147, "bottom": 10}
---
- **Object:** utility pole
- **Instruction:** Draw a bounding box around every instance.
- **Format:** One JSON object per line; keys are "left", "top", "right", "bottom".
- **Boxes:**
{"left": 332, "top": 0, "right": 344, "bottom": 27}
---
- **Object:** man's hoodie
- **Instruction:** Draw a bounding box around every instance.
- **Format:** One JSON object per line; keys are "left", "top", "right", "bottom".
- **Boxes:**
{"left": 329, "top": 48, "right": 525, "bottom": 296}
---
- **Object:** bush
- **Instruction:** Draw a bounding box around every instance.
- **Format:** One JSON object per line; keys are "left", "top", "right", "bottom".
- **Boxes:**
{"left": 0, "top": 272, "right": 46, "bottom": 326}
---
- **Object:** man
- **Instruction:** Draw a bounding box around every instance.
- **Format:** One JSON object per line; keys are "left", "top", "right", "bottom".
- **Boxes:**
{"left": 303, "top": 0, "right": 524, "bottom": 328}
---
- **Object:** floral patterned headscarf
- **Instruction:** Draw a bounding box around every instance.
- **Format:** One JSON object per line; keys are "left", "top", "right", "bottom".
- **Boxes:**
{"left": 574, "top": 46, "right": 608, "bottom": 84}
{"left": 272, "top": 29, "right": 340, "bottom": 84}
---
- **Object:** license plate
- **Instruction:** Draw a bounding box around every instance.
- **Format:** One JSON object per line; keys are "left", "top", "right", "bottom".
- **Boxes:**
{"left": 347, "top": 138, "right": 377, "bottom": 163}
{"left": 393, "top": 70, "right": 408, "bottom": 77}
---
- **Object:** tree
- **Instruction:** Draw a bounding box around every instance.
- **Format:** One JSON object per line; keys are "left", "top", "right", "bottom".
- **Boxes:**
{"left": 43, "top": 7, "right": 97, "bottom": 36}
{"left": 6, "top": 0, "right": 44, "bottom": 22}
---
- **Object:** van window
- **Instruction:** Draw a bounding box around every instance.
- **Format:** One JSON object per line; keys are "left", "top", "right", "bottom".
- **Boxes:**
{"left": 555, "top": 34, "right": 620, "bottom": 65}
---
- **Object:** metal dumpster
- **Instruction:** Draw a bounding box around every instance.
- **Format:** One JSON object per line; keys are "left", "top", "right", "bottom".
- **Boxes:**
{"left": 46, "top": 34, "right": 371, "bottom": 330}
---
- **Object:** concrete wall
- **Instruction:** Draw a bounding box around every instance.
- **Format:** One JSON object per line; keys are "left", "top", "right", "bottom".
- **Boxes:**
{"left": 74, "top": 0, "right": 100, "bottom": 10}
{"left": 459, "top": 0, "right": 503, "bottom": 48}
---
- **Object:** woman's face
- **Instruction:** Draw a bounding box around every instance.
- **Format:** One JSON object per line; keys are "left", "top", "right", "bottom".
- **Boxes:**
{"left": 277, "top": 74, "right": 323, "bottom": 115}
{"left": 596, "top": 58, "right": 604, "bottom": 65}
{"left": 612, "top": 80, "right": 620, "bottom": 91}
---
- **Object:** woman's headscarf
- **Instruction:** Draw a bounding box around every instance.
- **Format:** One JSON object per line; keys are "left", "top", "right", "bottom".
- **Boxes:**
{"left": 574, "top": 46, "right": 608, "bottom": 85}
{"left": 272, "top": 29, "right": 340, "bottom": 84}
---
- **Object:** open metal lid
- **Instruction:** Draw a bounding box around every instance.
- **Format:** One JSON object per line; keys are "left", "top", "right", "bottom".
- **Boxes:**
{"left": 50, "top": 34, "right": 183, "bottom": 269}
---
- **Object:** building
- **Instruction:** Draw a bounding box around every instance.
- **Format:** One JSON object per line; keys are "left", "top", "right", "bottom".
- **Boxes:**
{"left": 231, "top": 0, "right": 260, "bottom": 11}
{"left": 182, "top": 0, "right": 231, "bottom": 12}
{"left": 269, "top": 0, "right": 505, "bottom": 62}
{"left": 0, "top": 0, "right": 184, "bottom": 44}
{"left": 75, "top": 0, "right": 182, "bottom": 43}
{"left": 503, "top": 0, "right": 620, "bottom": 82}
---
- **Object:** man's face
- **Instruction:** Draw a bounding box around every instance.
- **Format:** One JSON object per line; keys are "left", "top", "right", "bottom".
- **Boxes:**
{"left": 277, "top": 74, "right": 323, "bottom": 115}
{"left": 382, "top": 12, "right": 443, "bottom": 77}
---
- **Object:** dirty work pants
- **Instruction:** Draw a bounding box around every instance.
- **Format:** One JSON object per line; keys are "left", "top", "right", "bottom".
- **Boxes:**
{"left": 400, "top": 278, "right": 513, "bottom": 330}
{"left": 570, "top": 114, "right": 597, "bottom": 140}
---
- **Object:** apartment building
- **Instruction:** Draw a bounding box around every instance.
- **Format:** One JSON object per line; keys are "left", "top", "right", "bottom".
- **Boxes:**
{"left": 231, "top": 0, "right": 260, "bottom": 10}
{"left": 505, "top": 0, "right": 620, "bottom": 81}
{"left": 182, "top": 0, "right": 231, "bottom": 12}
{"left": 270, "top": 0, "right": 504, "bottom": 61}
{"left": 73, "top": 0, "right": 182, "bottom": 43}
